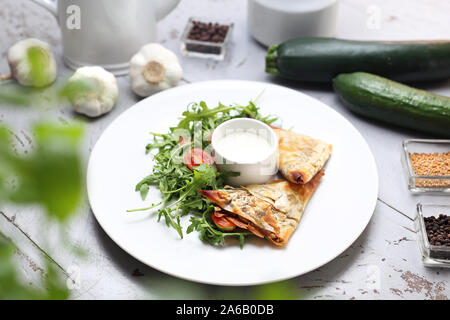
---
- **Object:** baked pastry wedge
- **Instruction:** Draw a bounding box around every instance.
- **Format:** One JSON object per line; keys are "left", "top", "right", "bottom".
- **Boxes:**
{"left": 273, "top": 128, "right": 332, "bottom": 184}
{"left": 200, "top": 170, "right": 324, "bottom": 246}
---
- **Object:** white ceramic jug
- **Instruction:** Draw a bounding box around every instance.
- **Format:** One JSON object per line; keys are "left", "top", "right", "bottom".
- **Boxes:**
{"left": 31, "top": 0, "right": 180, "bottom": 75}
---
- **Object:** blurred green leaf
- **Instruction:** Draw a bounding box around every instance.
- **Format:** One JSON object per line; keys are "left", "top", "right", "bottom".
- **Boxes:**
{"left": 0, "top": 52, "right": 88, "bottom": 299}
{"left": 0, "top": 66, "right": 100, "bottom": 109}
{"left": 0, "top": 236, "right": 69, "bottom": 300}
{"left": 27, "top": 46, "right": 50, "bottom": 88}
{"left": 0, "top": 121, "right": 84, "bottom": 299}
{"left": 58, "top": 78, "right": 100, "bottom": 102}
{"left": 0, "top": 236, "right": 36, "bottom": 299}
{"left": 1, "top": 122, "right": 84, "bottom": 221}
{"left": 43, "top": 262, "right": 70, "bottom": 300}
{"left": 252, "top": 280, "right": 300, "bottom": 300}
{"left": 0, "top": 85, "right": 32, "bottom": 106}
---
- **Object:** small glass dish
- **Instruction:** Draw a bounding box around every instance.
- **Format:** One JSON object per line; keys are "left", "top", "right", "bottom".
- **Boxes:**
{"left": 180, "top": 17, "right": 234, "bottom": 60}
{"left": 415, "top": 203, "right": 450, "bottom": 268}
{"left": 402, "top": 139, "right": 450, "bottom": 194}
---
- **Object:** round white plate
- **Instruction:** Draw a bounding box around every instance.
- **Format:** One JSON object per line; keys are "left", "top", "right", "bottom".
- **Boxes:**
{"left": 88, "top": 80, "right": 378, "bottom": 286}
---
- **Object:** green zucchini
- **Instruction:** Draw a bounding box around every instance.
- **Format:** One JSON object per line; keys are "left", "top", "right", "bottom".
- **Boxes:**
{"left": 266, "top": 38, "right": 450, "bottom": 83}
{"left": 333, "top": 72, "right": 450, "bottom": 137}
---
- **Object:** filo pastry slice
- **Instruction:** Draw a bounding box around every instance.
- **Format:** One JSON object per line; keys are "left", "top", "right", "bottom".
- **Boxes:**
{"left": 200, "top": 170, "right": 324, "bottom": 246}
{"left": 273, "top": 127, "right": 332, "bottom": 184}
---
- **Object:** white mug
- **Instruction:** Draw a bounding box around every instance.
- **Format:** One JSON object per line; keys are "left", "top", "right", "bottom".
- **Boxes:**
{"left": 32, "top": 0, "right": 180, "bottom": 75}
{"left": 248, "top": 0, "right": 339, "bottom": 47}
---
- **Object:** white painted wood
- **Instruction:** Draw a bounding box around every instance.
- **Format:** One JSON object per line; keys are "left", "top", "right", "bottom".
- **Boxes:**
{"left": 0, "top": 0, "right": 448, "bottom": 299}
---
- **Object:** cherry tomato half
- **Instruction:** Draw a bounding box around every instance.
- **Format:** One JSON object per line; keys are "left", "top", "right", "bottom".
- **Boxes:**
{"left": 183, "top": 148, "right": 215, "bottom": 171}
{"left": 208, "top": 131, "right": 213, "bottom": 144}
{"left": 179, "top": 136, "right": 191, "bottom": 146}
{"left": 211, "top": 213, "right": 236, "bottom": 231}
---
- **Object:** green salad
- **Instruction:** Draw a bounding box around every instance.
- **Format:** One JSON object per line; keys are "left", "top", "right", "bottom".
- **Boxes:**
{"left": 129, "top": 100, "right": 277, "bottom": 247}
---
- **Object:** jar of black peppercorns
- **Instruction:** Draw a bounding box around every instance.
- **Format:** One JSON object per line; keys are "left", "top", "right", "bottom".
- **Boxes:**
{"left": 180, "top": 18, "right": 234, "bottom": 60}
{"left": 415, "top": 203, "right": 450, "bottom": 267}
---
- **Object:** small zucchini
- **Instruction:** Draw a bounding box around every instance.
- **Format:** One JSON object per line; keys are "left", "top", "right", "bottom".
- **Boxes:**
{"left": 266, "top": 38, "right": 450, "bottom": 83}
{"left": 333, "top": 72, "right": 450, "bottom": 137}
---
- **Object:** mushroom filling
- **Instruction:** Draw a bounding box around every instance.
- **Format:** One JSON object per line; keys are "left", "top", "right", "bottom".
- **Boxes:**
{"left": 212, "top": 208, "right": 281, "bottom": 242}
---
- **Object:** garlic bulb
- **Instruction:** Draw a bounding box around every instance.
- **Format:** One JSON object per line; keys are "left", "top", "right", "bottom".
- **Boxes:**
{"left": 7, "top": 38, "right": 57, "bottom": 87}
{"left": 67, "top": 66, "right": 119, "bottom": 118}
{"left": 129, "top": 43, "right": 183, "bottom": 97}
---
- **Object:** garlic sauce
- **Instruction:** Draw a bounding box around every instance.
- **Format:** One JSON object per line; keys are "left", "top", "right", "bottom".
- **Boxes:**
{"left": 214, "top": 131, "right": 272, "bottom": 163}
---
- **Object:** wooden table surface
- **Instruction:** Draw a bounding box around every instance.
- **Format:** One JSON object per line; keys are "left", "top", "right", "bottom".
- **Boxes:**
{"left": 0, "top": 0, "right": 449, "bottom": 299}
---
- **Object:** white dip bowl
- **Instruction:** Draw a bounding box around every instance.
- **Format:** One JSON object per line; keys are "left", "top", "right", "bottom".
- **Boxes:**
{"left": 212, "top": 118, "right": 278, "bottom": 186}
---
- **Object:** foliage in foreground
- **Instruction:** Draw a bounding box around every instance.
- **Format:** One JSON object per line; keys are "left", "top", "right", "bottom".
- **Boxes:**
{"left": 0, "top": 47, "right": 88, "bottom": 299}
{"left": 0, "top": 122, "right": 84, "bottom": 299}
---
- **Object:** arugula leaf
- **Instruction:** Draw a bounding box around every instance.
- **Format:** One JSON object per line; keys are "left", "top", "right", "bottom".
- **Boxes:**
{"left": 177, "top": 101, "right": 236, "bottom": 129}
{"left": 177, "top": 164, "right": 217, "bottom": 202}
{"left": 188, "top": 208, "right": 252, "bottom": 248}
{"left": 240, "top": 101, "right": 278, "bottom": 124}
{"left": 139, "top": 184, "right": 149, "bottom": 200}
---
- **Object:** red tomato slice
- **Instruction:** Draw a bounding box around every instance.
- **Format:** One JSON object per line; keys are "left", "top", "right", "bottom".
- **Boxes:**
{"left": 179, "top": 136, "right": 191, "bottom": 146}
{"left": 208, "top": 131, "right": 213, "bottom": 144}
{"left": 211, "top": 213, "right": 236, "bottom": 231}
{"left": 184, "top": 148, "right": 214, "bottom": 171}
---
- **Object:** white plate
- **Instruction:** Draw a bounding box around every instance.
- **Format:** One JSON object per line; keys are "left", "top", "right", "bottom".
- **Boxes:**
{"left": 88, "top": 80, "right": 378, "bottom": 286}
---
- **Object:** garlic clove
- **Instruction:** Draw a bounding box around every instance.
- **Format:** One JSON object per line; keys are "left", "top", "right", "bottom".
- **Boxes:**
{"left": 129, "top": 43, "right": 183, "bottom": 97}
{"left": 67, "top": 66, "right": 119, "bottom": 118}
{"left": 7, "top": 38, "right": 57, "bottom": 88}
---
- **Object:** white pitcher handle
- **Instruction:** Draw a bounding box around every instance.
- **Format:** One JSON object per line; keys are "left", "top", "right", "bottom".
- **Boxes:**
{"left": 155, "top": 0, "right": 180, "bottom": 21}
{"left": 31, "top": 0, "right": 57, "bottom": 16}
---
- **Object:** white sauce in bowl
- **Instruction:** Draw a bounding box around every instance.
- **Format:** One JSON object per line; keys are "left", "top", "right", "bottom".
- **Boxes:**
{"left": 214, "top": 131, "right": 272, "bottom": 163}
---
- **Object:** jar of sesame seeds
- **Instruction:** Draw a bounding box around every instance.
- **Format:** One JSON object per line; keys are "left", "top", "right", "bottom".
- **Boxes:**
{"left": 402, "top": 139, "right": 450, "bottom": 194}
